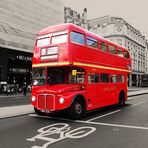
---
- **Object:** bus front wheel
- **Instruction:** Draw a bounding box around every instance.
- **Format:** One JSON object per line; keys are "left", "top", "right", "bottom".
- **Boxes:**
{"left": 68, "top": 99, "right": 85, "bottom": 119}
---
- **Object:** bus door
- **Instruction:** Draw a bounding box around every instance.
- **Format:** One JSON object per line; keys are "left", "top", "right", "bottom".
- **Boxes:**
{"left": 87, "top": 73, "right": 102, "bottom": 109}
{"left": 100, "top": 74, "right": 118, "bottom": 106}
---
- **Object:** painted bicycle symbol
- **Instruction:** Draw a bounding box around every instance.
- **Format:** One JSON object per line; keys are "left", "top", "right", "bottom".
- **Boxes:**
{"left": 27, "top": 123, "right": 96, "bottom": 148}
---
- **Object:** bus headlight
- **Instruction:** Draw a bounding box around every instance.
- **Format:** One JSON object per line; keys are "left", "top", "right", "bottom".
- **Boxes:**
{"left": 32, "top": 96, "right": 36, "bottom": 102}
{"left": 59, "top": 97, "right": 65, "bottom": 104}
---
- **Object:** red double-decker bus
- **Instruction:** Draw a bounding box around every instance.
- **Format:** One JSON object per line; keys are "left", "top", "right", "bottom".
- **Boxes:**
{"left": 31, "top": 23, "right": 131, "bottom": 119}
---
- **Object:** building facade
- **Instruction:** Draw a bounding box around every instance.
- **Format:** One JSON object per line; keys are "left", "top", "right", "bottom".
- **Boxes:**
{"left": 88, "top": 16, "right": 147, "bottom": 87}
{"left": 64, "top": 7, "right": 88, "bottom": 29}
{"left": 64, "top": 8, "right": 148, "bottom": 87}
{"left": 0, "top": 0, "right": 64, "bottom": 90}
{"left": 145, "top": 40, "right": 148, "bottom": 75}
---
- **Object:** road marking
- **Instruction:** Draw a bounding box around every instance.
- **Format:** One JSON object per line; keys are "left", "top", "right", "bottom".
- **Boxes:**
{"left": 131, "top": 101, "right": 146, "bottom": 107}
{"left": 27, "top": 123, "right": 96, "bottom": 148}
{"left": 75, "top": 120, "right": 148, "bottom": 131}
{"left": 87, "top": 110, "right": 121, "bottom": 122}
{"left": 29, "top": 114, "right": 148, "bottom": 131}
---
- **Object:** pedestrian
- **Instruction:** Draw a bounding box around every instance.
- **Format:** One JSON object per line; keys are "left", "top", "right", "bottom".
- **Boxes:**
{"left": 6, "top": 84, "right": 10, "bottom": 96}
{"left": 0, "top": 83, "right": 1, "bottom": 94}
{"left": 3, "top": 84, "right": 7, "bottom": 94}
{"left": 23, "top": 82, "right": 27, "bottom": 96}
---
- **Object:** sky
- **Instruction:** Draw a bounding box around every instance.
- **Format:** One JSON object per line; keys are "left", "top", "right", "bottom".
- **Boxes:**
{"left": 64, "top": 0, "right": 148, "bottom": 36}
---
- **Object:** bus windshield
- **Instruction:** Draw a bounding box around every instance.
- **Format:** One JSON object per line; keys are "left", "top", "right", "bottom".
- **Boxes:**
{"left": 32, "top": 68, "right": 46, "bottom": 86}
{"left": 32, "top": 67, "right": 85, "bottom": 86}
{"left": 47, "top": 67, "right": 85, "bottom": 85}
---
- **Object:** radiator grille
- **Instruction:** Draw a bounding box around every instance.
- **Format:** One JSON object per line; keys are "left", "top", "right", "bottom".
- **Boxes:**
{"left": 37, "top": 94, "right": 55, "bottom": 111}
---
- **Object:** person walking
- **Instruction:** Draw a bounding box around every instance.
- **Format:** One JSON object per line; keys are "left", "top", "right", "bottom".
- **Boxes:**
{"left": 3, "top": 84, "right": 7, "bottom": 94}
{"left": 23, "top": 81, "right": 27, "bottom": 96}
{"left": 6, "top": 84, "right": 10, "bottom": 96}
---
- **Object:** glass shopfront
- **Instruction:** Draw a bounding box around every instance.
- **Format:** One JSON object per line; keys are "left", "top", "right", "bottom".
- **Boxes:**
{"left": 7, "top": 54, "right": 32, "bottom": 89}
{"left": 0, "top": 48, "right": 32, "bottom": 93}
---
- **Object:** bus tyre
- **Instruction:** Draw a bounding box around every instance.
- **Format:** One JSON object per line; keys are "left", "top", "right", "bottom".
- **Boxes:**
{"left": 68, "top": 99, "right": 85, "bottom": 120}
{"left": 34, "top": 107, "right": 44, "bottom": 116}
{"left": 118, "top": 92, "right": 125, "bottom": 107}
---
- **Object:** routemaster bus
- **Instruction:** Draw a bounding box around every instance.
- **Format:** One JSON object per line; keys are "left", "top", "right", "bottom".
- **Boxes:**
{"left": 31, "top": 23, "right": 131, "bottom": 119}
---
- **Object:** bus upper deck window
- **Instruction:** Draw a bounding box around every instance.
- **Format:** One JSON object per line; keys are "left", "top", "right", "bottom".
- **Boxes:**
{"left": 52, "top": 34, "right": 67, "bottom": 44}
{"left": 124, "top": 51, "right": 130, "bottom": 58}
{"left": 87, "top": 37, "right": 98, "bottom": 49}
{"left": 100, "top": 42, "right": 108, "bottom": 52}
{"left": 70, "top": 31, "right": 85, "bottom": 45}
{"left": 37, "top": 37, "right": 50, "bottom": 47}
{"left": 51, "top": 30, "right": 68, "bottom": 45}
{"left": 118, "top": 49, "right": 124, "bottom": 57}
{"left": 109, "top": 45, "right": 117, "bottom": 54}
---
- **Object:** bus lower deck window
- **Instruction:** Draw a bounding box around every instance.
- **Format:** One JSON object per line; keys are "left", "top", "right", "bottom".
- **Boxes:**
{"left": 100, "top": 73, "right": 109, "bottom": 83}
{"left": 88, "top": 73, "right": 99, "bottom": 83}
{"left": 110, "top": 75, "right": 117, "bottom": 83}
{"left": 118, "top": 75, "right": 124, "bottom": 82}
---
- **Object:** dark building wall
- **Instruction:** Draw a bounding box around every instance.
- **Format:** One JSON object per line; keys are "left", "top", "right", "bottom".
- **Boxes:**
{"left": 0, "top": 48, "right": 8, "bottom": 82}
{"left": 0, "top": 47, "right": 32, "bottom": 85}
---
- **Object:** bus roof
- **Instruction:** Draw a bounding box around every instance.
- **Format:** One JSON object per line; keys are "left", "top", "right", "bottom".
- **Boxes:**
{"left": 38, "top": 23, "right": 129, "bottom": 52}
{"left": 38, "top": 23, "right": 70, "bottom": 36}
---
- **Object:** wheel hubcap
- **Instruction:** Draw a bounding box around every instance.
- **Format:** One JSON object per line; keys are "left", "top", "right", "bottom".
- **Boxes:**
{"left": 75, "top": 103, "right": 82, "bottom": 114}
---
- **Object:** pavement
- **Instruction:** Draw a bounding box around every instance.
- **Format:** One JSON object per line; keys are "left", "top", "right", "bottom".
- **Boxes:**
{"left": 0, "top": 87, "right": 148, "bottom": 119}
{"left": 128, "top": 87, "right": 148, "bottom": 96}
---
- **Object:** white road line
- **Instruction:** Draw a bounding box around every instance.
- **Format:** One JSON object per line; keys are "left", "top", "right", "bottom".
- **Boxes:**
{"left": 75, "top": 120, "right": 148, "bottom": 131}
{"left": 131, "top": 101, "right": 146, "bottom": 107}
{"left": 87, "top": 110, "right": 121, "bottom": 122}
{"left": 29, "top": 114, "right": 148, "bottom": 131}
{"left": 128, "top": 97, "right": 133, "bottom": 100}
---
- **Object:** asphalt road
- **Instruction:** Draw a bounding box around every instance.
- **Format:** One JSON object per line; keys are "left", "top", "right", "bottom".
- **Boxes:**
{"left": 0, "top": 94, "right": 148, "bottom": 148}
{"left": 0, "top": 94, "right": 31, "bottom": 107}
{"left": 0, "top": 88, "right": 146, "bottom": 107}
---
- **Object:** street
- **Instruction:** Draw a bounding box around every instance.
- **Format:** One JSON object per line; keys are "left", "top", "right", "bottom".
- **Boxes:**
{"left": 0, "top": 94, "right": 148, "bottom": 148}
{"left": 0, "top": 94, "right": 31, "bottom": 107}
